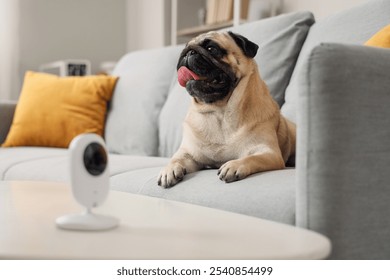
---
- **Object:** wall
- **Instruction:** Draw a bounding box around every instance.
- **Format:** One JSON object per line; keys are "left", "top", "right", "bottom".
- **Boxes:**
{"left": 17, "top": 0, "right": 127, "bottom": 99}
{"left": 126, "top": 0, "right": 206, "bottom": 49}
{"left": 126, "top": 0, "right": 170, "bottom": 51}
{"left": 281, "top": 0, "right": 369, "bottom": 19}
{"left": 0, "top": 0, "right": 19, "bottom": 100}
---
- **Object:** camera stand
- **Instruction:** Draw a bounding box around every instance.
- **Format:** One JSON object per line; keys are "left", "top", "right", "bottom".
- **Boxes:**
{"left": 56, "top": 208, "right": 119, "bottom": 231}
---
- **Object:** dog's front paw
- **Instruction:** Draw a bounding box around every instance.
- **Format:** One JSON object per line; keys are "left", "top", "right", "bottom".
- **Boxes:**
{"left": 157, "top": 162, "right": 187, "bottom": 188}
{"left": 218, "top": 159, "right": 250, "bottom": 183}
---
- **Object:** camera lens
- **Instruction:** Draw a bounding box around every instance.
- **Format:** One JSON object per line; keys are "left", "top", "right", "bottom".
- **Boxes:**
{"left": 83, "top": 142, "right": 107, "bottom": 176}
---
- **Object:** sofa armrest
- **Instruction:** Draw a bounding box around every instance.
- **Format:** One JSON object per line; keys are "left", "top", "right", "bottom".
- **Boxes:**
{"left": 296, "top": 43, "right": 390, "bottom": 259}
{"left": 0, "top": 100, "right": 17, "bottom": 144}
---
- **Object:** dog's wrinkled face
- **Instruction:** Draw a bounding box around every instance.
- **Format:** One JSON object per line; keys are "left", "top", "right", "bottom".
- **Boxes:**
{"left": 177, "top": 31, "right": 259, "bottom": 104}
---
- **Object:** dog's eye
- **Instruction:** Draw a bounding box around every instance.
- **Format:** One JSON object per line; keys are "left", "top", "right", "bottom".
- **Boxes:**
{"left": 207, "top": 46, "right": 219, "bottom": 55}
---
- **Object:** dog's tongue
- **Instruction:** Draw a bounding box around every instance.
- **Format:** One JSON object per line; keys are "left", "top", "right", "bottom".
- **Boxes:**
{"left": 178, "top": 66, "right": 200, "bottom": 87}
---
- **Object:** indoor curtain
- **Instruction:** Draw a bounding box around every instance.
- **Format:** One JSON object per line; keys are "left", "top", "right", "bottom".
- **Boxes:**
{"left": 0, "top": 0, "right": 19, "bottom": 100}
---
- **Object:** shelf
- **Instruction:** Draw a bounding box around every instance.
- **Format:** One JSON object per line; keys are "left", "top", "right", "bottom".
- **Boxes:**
{"left": 171, "top": 0, "right": 245, "bottom": 45}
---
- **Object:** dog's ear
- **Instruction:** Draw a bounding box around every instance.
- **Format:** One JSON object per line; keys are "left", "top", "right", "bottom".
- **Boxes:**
{"left": 228, "top": 31, "right": 259, "bottom": 58}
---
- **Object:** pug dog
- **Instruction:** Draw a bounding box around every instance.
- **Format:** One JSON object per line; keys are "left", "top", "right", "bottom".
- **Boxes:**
{"left": 158, "top": 31, "right": 296, "bottom": 188}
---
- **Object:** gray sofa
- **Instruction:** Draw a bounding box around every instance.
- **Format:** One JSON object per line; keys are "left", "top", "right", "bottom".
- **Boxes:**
{"left": 1, "top": 0, "right": 389, "bottom": 259}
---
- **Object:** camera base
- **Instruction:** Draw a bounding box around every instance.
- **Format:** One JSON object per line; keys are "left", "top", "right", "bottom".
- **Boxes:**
{"left": 56, "top": 209, "right": 119, "bottom": 231}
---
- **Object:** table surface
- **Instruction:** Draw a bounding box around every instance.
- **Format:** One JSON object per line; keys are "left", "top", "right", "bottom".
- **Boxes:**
{"left": 0, "top": 181, "right": 331, "bottom": 259}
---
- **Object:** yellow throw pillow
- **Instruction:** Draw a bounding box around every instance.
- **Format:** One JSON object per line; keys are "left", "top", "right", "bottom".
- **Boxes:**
{"left": 364, "top": 24, "right": 390, "bottom": 48}
{"left": 2, "top": 71, "right": 118, "bottom": 148}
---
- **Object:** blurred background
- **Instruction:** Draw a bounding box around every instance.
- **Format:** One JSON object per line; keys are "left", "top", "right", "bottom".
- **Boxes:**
{"left": 0, "top": 0, "right": 368, "bottom": 100}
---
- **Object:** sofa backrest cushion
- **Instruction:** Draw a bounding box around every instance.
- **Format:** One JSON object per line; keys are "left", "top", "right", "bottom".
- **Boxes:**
{"left": 105, "top": 45, "right": 182, "bottom": 156}
{"left": 282, "top": 0, "right": 390, "bottom": 123}
{"left": 158, "top": 78, "right": 189, "bottom": 158}
{"left": 158, "top": 11, "right": 315, "bottom": 157}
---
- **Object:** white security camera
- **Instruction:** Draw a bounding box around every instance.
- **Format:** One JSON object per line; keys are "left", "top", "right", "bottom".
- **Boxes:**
{"left": 69, "top": 133, "right": 109, "bottom": 208}
{"left": 56, "top": 133, "right": 119, "bottom": 231}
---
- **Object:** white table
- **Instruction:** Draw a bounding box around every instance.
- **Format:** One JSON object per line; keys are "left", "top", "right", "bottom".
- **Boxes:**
{"left": 0, "top": 181, "right": 331, "bottom": 259}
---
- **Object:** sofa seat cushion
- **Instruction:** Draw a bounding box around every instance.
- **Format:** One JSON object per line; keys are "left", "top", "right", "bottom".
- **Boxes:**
{"left": 0, "top": 147, "right": 66, "bottom": 180}
{"left": 0, "top": 147, "right": 169, "bottom": 181}
{"left": 1, "top": 147, "right": 294, "bottom": 224}
{"left": 110, "top": 167, "right": 296, "bottom": 225}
